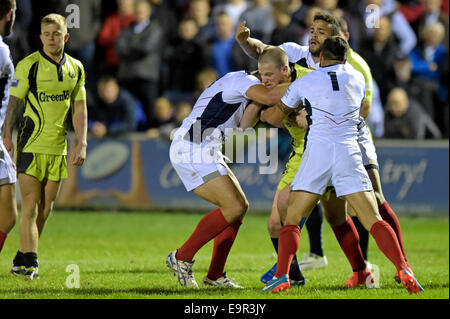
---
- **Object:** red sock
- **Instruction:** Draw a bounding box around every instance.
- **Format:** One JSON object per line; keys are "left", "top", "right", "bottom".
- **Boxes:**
{"left": 332, "top": 215, "right": 366, "bottom": 272}
{"left": 176, "top": 209, "right": 230, "bottom": 261}
{"left": 207, "top": 220, "right": 243, "bottom": 280}
{"left": 0, "top": 231, "right": 6, "bottom": 253}
{"left": 370, "top": 220, "right": 408, "bottom": 272}
{"left": 275, "top": 225, "right": 300, "bottom": 278}
{"left": 378, "top": 201, "right": 406, "bottom": 259}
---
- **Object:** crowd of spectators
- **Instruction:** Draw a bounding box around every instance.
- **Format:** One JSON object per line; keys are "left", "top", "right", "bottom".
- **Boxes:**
{"left": 4, "top": 0, "right": 449, "bottom": 140}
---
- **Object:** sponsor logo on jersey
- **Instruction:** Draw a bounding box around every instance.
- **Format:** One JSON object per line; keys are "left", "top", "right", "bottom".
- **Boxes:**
{"left": 39, "top": 90, "right": 70, "bottom": 103}
{"left": 11, "top": 77, "right": 19, "bottom": 88}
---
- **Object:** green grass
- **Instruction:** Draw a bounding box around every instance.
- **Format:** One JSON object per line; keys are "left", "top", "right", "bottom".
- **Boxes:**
{"left": 0, "top": 211, "right": 448, "bottom": 299}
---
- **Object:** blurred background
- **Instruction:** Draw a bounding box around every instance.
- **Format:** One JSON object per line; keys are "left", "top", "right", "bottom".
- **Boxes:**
{"left": 5, "top": 0, "right": 449, "bottom": 215}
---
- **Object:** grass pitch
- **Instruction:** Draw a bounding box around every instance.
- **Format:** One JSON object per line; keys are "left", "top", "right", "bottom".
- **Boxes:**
{"left": 0, "top": 211, "right": 448, "bottom": 300}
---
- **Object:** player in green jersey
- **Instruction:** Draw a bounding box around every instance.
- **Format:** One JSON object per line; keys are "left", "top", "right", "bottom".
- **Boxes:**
{"left": 2, "top": 13, "right": 88, "bottom": 280}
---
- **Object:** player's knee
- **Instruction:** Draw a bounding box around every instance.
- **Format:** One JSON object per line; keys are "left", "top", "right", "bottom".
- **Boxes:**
{"left": 2, "top": 208, "right": 17, "bottom": 233}
{"left": 232, "top": 197, "right": 249, "bottom": 221}
{"left": 325, "top": 213, "right": 345, "bottom": 227}
{"left": 373, "top": 191, "right": 384, "bottom": 205}
{"left": 267, "top": 217, "right": 281, "bottom": 236}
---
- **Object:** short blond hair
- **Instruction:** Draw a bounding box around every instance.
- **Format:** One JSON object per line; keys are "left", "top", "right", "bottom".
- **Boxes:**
{"left": 258, "top": 46, "right": 289, "bottom": 69}
{"left": 41, "top": 13, "right": 68, "bottom": 33}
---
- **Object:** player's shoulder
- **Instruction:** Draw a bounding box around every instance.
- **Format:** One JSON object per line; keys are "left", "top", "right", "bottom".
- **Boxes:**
{"left": 225, "top": 70, "right": 260, "bottom": 84}
{"left": 64, "top": 53, "right": 85, "bottom": 71}
{"left": 347, "top": 49, "right": 371, "bottom": 73}
{"left": 279, "top": 42, "right": 308, "bottom": 54}
{"left": 0, "top": 39, "right": 11, "bottom": 58}
{"left": 15, "top": 51, "right": 41, "bottom": 70}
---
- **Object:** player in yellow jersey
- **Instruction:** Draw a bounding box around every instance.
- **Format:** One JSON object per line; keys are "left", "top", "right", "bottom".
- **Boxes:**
{"left": 2, "top": 14, "right": 88, "bottom": 280}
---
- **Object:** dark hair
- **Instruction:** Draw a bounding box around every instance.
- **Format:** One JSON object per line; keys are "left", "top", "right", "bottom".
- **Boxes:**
{"left": 0, "top": 0, "right": 15, "bottom": 19}
{"left": 321, "top": 36, "right": 349, "bottom": 62}
{"left": 313, "top": 12, "right": 340, "bottom": 36}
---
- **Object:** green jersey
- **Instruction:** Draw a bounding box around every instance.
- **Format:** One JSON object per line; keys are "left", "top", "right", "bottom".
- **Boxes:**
{"left": 10, "top": 50, "right": 86, "bottom": 156}
{"left": 347, "top": 48, "right": 373, "bottom": 103}
{"left": 281, "top": 63, "right": 311, "bottom": 153}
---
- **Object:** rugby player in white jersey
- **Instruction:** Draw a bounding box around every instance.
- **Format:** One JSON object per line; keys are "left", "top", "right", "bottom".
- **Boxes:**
{"left": 166, "top": 58, "right": 289, "bottom": 289}
{"left": 237, "top": 12, "right": 411, "bottom": 287}
{"left": 259, "top": 36, "right": 423, "bottom": 295}
{"left": 0, "top": 0, "right": 16, "bottom": 258}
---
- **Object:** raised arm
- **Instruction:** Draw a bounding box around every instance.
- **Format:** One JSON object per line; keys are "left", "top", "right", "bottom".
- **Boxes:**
{"left": 1, "top": 95, "right": 22, "bottom": 157}
{"left": 235, "top": 21, "right": 270, "bottom": 60}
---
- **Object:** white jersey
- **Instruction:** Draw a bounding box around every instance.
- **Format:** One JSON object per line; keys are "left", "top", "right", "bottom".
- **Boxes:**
{"left": 178, "top": 71, "right": 260, "bottom": 148}
{"left": 279, "top": 42, "right": 320, "bottom": 70}
{"left": 281, "top": 63, "right": 366, "bottom": 143}
{"left": 0, "top": 35, "right": 14, "bottom": 139}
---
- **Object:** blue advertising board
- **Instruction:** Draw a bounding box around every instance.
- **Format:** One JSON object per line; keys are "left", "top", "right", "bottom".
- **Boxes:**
{"left": 55, "top": 136, "right": 449, "bottom": 216}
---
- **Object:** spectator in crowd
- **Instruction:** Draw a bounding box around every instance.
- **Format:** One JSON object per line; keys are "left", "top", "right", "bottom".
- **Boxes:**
{"left": 164, "top": 17, "right": 207, "bottom": 104}
{"left": 409, "top": 21, "right": 448, "bottom": 133}
{"left": 212, "top": 0, "right": 249, "bottom": 27}
{"left": 410, "top": 0, "right": 449, "bottom": 50}
{"left": 356, "top": 0, "right": 417, "bottom": 57}
{"left": 150, "top": 0, "right": 179, "bottom": 41}
{"left": 193, "top": 67, "right": 218, "bottom": 100}
{"left": 146, "top": 97, "right": 177, "bottom": 140}
{"left": 175, "top": 101, "right": 193, "bottom": 126}
{"left": 98, "top": 0, "right": 136, "bottom": 75}
{"left": 89, "top": 76, "right": 141, "bottom": 139}
{"left": 315, "top": 0, "right": 345, "bottom": 18}
{"left": 189, "top": 0, "right": 216, "bottom": 43}
{"left": 115, "top": 0, "right": 164, "bottom": 128}
{"left": 366, "top": 80, "right": 385, "bottom": 138}
{"left": 391, "top": 56, "right": 436, "bottom": 119}
{"left": 269, "top": 0, "right": 303, "bottom": 46}
{"left": 211, "top": 11, "right": 237, "bottom": 76}
{"left": 289, "top": 0, "right": 310, "bottom": 30}
{"left": 359, "top": 15, "right": 398, "bottom": 104}
{"left": 384, "top": 87, "right": 442, "bottom": 139}
{"left": 238, "top": 0, "right": 275, "bottom": 43}
{"left": 65, "top": 0, "right": 102, "bottom": 91}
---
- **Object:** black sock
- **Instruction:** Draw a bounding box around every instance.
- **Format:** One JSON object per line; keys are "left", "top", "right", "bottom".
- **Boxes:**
{"left": 271, "top": 237, "right": 279, "bottom": 253}
{"left": 13, "top": 251, "right": 24, "bottom": 266}
{"left": 352, "top": 216, "right": 369, "bottom": 261}
{"left": 23, "top": 252, "right": 39, "bottom": 268}
{"left": 289, "top": 254, "right": 305, "bottom": 281}
{"left": 305, "top": 204, "right": 324, "bottom": 257}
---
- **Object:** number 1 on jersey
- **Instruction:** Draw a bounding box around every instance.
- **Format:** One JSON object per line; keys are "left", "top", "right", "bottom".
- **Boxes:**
{"left": 327, "top": 72, "right": 340, "bottom": 91}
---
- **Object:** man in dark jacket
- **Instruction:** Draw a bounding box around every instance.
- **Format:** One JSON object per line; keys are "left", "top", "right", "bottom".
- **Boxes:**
{"left": 115, "top": 0, "right": 164, "bottom": 128}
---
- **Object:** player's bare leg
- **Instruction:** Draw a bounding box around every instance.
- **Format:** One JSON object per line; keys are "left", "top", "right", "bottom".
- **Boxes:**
{"left": 167, "top": 173, "right": 247, "bottom": 288}
{"left": 267, "top": 189, "right": 281, "bottom": 238}
{"left": 17, "top": 173, "right": 42, "bottom": 279}
{"left": 261, "top": 186, "right": 305, "bottom": 285}
{"left": 262, "top": 190, "right": 320, "bottom": 292}
{"left": 0, "top": 183, "right": 17, "bottom": 254}
{"left": 322, "top": 193, "right": 372, "bottom": 288}
{"left": 345, "top": 191, "right": 423, "bottom": 294}
{"left": 36, "top": 179, "right": 61, "bottom": 237}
